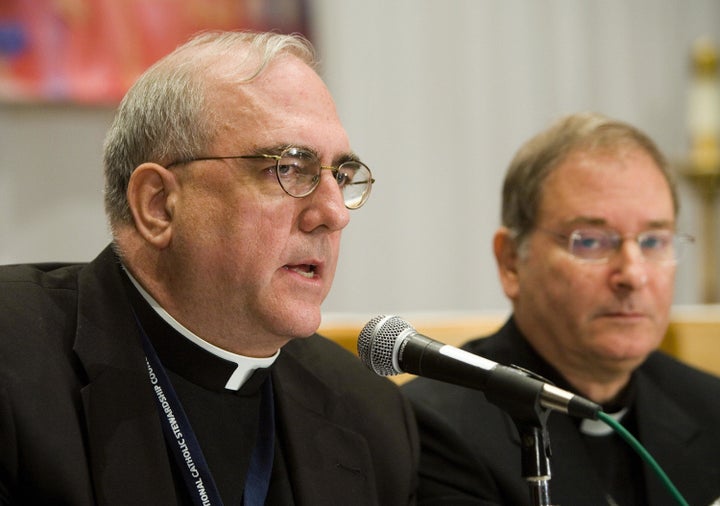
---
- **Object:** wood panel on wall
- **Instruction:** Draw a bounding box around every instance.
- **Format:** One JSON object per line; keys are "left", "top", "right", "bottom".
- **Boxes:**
{"left": 319, "top": 306, "right": 720, "bottom": 384}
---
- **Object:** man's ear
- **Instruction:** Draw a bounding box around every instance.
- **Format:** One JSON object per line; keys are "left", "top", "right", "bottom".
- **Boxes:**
{"left": 493, "top": 227, "right": 521, "bottom": 300}
{"left": 126, "top": 163, "right": 178, "bottom": 249}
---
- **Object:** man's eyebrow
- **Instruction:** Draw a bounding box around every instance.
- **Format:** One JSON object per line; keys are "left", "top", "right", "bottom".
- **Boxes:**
{"left": 246, "top": 144, "right": 293, "bottom": 156}
{"left": 334, "top": 151, "right": 361, "bottom": 166}
{"left": 563, "top": 217, "right": 608, "bottom": 228}
{"left": 645, "top": 219, "right": 676, "bottom": 229}
{"left": 562, "top": 217, "right": 676, "bottom": 229}
{"left": 289, "top": 145, "right": 361, "bottom": 166}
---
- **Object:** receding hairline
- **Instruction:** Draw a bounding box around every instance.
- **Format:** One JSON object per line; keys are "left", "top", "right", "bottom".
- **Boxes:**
{"left": 160, "top": 30, "right": 317, "bottom": 83}
{"left": 499, "top": 112, "right": 680, "bottom": 250}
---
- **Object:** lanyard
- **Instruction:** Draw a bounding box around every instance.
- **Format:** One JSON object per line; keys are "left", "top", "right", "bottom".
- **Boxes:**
{"left": 137, "top": 319, "right": 275, "bottom": 506}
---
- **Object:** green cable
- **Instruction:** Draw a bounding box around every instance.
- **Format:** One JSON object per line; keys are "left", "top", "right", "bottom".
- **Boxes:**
{"left": 596, "top": 411, "right": 689, "bottom": 506}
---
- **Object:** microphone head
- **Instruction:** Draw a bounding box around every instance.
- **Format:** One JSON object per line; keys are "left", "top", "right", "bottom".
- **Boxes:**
{"left": 357, "top": 315, "right": 414, "bottom": 376}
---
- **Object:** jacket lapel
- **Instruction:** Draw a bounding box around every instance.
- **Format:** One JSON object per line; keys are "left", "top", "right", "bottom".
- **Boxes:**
{"left": 546, "top": 415, "right": 611, "bottom": 504}
{"left": 272, "top": 345, "right": 379, "bottom": 506}
{"left": 633, "top": 372, "right": 701, "bottom": 505}
{"left": 73, "top": 248, "right": 178, "bottom": 505}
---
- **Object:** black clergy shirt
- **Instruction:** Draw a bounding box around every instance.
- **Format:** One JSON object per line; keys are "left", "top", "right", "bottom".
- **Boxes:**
{"left": 122, "top": 272, "right": 295, "bottom": 505}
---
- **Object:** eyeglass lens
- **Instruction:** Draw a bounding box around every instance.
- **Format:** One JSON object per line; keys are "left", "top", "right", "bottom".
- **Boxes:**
{"left": 276, "top": 148, "right": 372, "bottom": 209}
{"left": 568, "top": 229, "right": 689, "bottom": 263}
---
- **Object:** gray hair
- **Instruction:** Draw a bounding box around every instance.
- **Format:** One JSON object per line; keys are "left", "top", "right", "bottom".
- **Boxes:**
{"left": 501, "top": 112, "right": 679, "bottom": 246}
{"left": 103, "top": 31, "right": 317, "bottom": 229}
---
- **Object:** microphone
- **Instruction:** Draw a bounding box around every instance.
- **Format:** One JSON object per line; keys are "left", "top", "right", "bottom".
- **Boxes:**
{"left": 357, "top": 315, "right": 601, "bottom": 420}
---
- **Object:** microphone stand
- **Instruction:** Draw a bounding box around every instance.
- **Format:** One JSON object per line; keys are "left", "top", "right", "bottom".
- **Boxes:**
{"left": 484, "top": 368, "right": 556, "bottom": 506}
{"left": 516, "top": 417, "right": 553, "bottom": 506}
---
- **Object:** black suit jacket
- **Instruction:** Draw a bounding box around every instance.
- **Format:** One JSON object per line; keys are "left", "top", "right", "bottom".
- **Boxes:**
{"left": 0, "top": 246, "right": 418, "bottom": 505}
{"left": 402, "top": 318, "right": 720, "bottom": 506}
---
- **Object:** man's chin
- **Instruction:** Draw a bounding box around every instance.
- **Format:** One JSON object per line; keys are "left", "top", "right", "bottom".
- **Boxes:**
{"left": 281, "top": 308, "right": 323, "bottom": 340}
{"left": 595, "top": 343, "right": 656, "bottom": 370}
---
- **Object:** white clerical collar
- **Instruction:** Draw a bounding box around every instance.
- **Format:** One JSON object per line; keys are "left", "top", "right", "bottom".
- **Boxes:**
{"left": 124, "top": 268, "right": 279, "bottom": 391}
{"left": 579, "top": 407, "right": 628, "bottom": 436}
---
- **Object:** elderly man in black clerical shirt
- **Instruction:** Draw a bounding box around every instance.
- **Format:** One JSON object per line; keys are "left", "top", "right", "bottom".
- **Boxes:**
{"left": 403, "top": 112, "right": 720, "bottom": 506}
{"left": 0, "top": 31, "right": 418, "bottom": 505}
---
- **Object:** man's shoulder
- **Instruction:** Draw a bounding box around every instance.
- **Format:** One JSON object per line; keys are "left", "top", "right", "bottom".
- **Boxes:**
{"left": 0, "top": 262, "right": 90, "bottom": 394}
{"left": 401, "top": 324, "right": 515, "bottom": 406}
{"left": 462, "top": 331, "right": 505, "bottom": 354}
{"left": 0, "top": 261, "right": 84, "bottom": 291}
{"left": 635, "top": 351, "right": 720, "bottom": 428}
{"left": 281, "top": 333, "right": 399, "bottom": 391}
{"left": 0, "top": 261, "right": 86, "bottom": 328}
{"left": 642, "top": 351, "right": 720, "bottom": 392}
{"left": 0, "top": 247, "right": 118, "bottom": 314}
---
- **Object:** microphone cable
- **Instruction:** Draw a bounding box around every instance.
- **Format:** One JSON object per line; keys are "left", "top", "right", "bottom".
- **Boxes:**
{"left": 597, "top": 411, "right": 689, "bottom": 506}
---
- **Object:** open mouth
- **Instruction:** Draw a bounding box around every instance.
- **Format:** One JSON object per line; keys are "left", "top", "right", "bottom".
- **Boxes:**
{"left": 285, "top": 264, "right": 317, "bottom": 279}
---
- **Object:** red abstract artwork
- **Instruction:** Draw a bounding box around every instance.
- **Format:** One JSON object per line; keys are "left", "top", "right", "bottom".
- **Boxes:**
{"left": 0, "top": 0, "right": 310, "bottom": 103}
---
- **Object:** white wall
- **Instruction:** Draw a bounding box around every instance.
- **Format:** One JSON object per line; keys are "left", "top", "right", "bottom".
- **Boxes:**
{"left": 0, "top": 104, "right": 114, "bottom": 264}
{"left": 1, "top": 0, "right": 719, "bottom": 319}
{"left": 312, "top": 0, "right": 720, "bottom": 316}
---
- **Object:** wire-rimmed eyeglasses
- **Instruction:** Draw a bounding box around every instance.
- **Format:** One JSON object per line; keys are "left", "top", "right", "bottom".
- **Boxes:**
{"left": 166, "top": 146, "right": 374, "bottom": 209}
{"left": 540, "top": 228, "right": 695, "bottom": 264}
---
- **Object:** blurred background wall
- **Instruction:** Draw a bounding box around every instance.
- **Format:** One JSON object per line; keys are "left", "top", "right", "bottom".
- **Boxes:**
{"left": 1, "top": 0, "right": 719, "bottom": 320}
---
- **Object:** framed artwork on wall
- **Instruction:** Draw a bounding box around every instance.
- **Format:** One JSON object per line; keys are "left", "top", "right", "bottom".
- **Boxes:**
{"left": 0, "top": 0, "right": 310, "bottom": 104}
